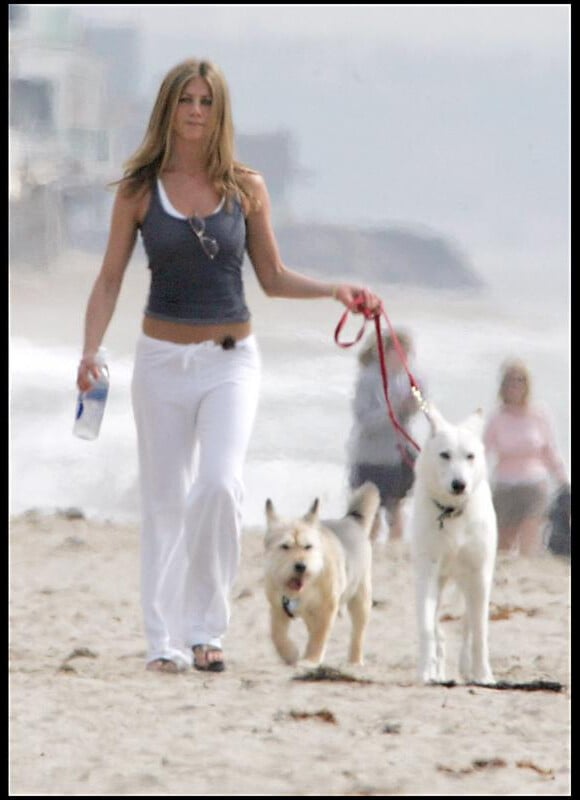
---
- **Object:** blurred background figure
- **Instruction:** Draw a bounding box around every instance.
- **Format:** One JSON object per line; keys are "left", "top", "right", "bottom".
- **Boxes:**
{"left": 347, "top": 329, "right": 426, "bottom": 543}
{"left": 484, "top": 359, "right": 569, "bottom": 557}
{"left": 545, "top": 482, "right": 571, "bottom": 558}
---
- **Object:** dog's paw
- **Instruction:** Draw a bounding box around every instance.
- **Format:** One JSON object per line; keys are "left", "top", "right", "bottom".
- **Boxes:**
{"left": 470, "top": 668, "right": 495, "bottom": 685}
{"left": 418, "top": 664, "right": 445, "bottom": 684}
{"left": 273, "top": 640, "right": 300, "bottom": 665}
{"left": 281, "top": 648, "right": 299, "bottom": 665}
{"left": 460, "top": 656, "right": 494, "bottom": 685}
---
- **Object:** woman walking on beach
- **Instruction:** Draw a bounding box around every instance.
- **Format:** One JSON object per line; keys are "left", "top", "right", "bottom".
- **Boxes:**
{"left": 484, "top": 359, "right": 569, "bottom": 557}
{"left": 76, "top": 59, "right": 382, "bottom": 673}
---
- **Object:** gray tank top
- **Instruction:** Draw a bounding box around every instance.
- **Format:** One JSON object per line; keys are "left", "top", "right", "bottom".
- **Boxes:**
{"left": 139, "top": 181, "right": 251, "bottom": 324}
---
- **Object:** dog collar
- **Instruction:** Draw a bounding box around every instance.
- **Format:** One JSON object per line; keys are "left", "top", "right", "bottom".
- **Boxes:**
{"left": 282, "top": 595, "right": 300, "bottom": 618}
{"left": 433, "top": 500, "right": 464, "bottom": 530}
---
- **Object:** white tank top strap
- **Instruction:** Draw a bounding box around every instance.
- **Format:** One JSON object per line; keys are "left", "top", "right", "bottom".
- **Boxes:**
{"left": 157, "top": 179, "right": 224, "bottom": 219}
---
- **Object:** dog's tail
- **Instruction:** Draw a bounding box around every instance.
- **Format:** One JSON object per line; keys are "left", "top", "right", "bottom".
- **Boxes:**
{"left": 346, "top": 481, "right": 382, "bottom": 538}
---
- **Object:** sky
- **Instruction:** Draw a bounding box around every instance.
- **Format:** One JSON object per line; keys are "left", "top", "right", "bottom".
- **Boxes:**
{"left": 73, "top": 4, "right": 569, "bottom": 50}
{"left": 26, "top": 4, "right": 571, "bottom": 297}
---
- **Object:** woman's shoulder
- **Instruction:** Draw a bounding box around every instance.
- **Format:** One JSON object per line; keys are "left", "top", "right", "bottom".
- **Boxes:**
{"left": 511, "top": 404, "right": 551, "bottom": 424}
{"left": 528, "top": 404, "right": 556, "bottom": 429}
{"left": 487, "top": 404, "right": 549, "bottom": 426}
{"left": 114, "top": 178, "right": 153, "bottom": 225}
{"left": 484, "top": 406, "right": 507, "bottom": 432}
{"left": 236, "top": 165, "right": 263, "bottom": 185}
{"left": 236, "top": 168, "right": 267, "bottom": 199}
{"left": 233, "top": 167, "right": 268, "bottom": 217}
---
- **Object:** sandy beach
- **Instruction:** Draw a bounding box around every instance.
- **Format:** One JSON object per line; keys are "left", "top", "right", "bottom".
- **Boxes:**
{"left": 9, "top": 249, "right": 571, "bottom": 796}
{"left": 9, "top": 510, "right": 570, "bottom": 796}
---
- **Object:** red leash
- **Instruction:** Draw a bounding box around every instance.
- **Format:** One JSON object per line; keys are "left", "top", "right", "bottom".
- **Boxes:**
{"left": 335, "top": 296, "right": 424, "bottom": 456}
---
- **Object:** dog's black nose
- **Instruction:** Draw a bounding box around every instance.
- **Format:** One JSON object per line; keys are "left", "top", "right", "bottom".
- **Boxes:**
{"left": 451, "top": 479, "right": 466, "bottom": 495}
{"left": 294, "top": 562, "right": 306, "bottom": 574}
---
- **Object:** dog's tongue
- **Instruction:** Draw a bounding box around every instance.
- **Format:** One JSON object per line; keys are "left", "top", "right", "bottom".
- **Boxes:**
{"left": 287, "top": 577, "right": 303, "bottom": 592}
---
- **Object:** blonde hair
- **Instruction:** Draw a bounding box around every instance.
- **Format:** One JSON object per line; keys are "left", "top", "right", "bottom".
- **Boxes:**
{"left": 112, "top": 59, "right": 259, "bottom": 212}
{"left": 359, "top": 329, "right": 413, "bottom": 366}
{"left": 498, "top": 358, "right": 531, "bottom": 405}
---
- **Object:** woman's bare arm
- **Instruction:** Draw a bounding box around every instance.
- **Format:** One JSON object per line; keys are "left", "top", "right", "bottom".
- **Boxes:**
{"left": 244, "top": 173, "right": 381, "bottom": 313}
{"left": 77, "top": 185, "right": 144, "bottom": 391}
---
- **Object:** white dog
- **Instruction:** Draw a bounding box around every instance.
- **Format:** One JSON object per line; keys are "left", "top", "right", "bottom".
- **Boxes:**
{"left": 410, "top": 406, "right": 497, "bottom": 684}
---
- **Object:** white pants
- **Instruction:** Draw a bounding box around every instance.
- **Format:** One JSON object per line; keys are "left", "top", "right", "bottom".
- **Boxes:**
{"left": 131, "top": 332, "right": 261, "bottom": 668}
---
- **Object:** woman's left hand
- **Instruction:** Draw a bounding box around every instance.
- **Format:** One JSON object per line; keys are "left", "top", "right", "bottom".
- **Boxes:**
{"left": 335, "top": 284, "right": 383, "bottom": 316}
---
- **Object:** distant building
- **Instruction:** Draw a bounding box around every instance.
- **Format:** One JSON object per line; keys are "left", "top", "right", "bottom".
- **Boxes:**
{"left": 82, "top": 24, "right": 146, "bottom": 166}
{"left": 9, "top": 7, "right": 480, "bottom": 288}
{"left": 9, "top": 7, "right": 304, "bottom": 263}
{"left": 237, "top": 130, "right": 310, "bottom": 222}
{"left": 9, "top": 5, "right": 110, "bottom": 173}
{"left": 9, "top": 5, "right": 142, "bottom": 264}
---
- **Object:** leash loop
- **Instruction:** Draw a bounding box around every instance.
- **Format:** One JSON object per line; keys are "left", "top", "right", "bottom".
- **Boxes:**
{"left": 334, "top": 304, "right": 374, "bottom": 348}
{"left": 334, "top": 295, "right": 425, "bottom": 455}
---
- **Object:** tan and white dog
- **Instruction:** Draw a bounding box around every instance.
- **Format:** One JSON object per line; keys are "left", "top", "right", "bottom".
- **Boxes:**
{"left": 264, "top": 482, "right": 380, "bottom": 667}
{"left": 410, "top": 405, "right": 497, "bottom": 684}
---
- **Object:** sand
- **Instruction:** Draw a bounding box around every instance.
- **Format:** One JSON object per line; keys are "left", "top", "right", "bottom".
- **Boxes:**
{"left": 9, "top": 511, "right": 570, "bottom": 796}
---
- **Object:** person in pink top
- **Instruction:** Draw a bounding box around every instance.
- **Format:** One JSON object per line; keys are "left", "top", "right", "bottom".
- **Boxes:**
{"left": 484, "top": 359, "right": 569, "bottom": 556}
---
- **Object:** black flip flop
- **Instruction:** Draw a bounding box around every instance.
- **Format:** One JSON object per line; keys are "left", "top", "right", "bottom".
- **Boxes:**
{"left": 192, "top": 644, "right": 225, "bottom": 672}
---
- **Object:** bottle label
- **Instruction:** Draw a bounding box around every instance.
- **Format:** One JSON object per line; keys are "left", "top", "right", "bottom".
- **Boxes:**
{"left": 84, "top": 385, "right": 108, "bottom": 402}
{"left": 73, "top": 377, "right": 109, "bottom": 439}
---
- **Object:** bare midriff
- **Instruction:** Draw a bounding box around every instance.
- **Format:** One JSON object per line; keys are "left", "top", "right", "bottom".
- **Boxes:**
{"left": 142, "top": 315, "right": 252, "bottom": 345}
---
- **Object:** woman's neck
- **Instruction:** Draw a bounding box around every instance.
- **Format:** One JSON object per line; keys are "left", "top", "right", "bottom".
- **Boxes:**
{"left": 502, "top": 401, "right": 528, "bottom": 414}
{"left": 166, "top": 139, "right": 208, "bottom": 177}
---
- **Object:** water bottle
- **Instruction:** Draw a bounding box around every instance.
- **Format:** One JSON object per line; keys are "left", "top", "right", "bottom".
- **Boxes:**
{"left": 73, "top": 347, "right": 110, "bottom": 440}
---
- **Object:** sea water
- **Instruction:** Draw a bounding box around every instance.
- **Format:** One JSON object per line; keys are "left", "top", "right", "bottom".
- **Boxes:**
{"left": 9, "top": 252, "right": 570, "bottom": 529}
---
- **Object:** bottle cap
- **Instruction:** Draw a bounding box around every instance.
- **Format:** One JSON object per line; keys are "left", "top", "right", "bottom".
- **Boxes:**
{"left": 95, "top": 347, "right": 107, "bottom": 366}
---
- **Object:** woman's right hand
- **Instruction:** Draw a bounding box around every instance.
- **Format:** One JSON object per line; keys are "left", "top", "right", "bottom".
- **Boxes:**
{"left": 77, "top": 354, "right": 101, "bottom": 393}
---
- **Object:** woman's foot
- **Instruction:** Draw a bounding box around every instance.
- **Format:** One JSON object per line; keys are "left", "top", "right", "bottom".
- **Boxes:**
{"left": 192, "top": 644, "right": 225, "bottom": 672}
{"left": 146, "top": 658, "right": 179, "bottom": 674}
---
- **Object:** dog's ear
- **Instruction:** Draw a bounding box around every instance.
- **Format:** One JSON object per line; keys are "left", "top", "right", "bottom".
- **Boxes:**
{"left": 303, "top": 497, "right": 320, "bottom": 524}
{"left": 425, "top": 404, "right": 447, "bottom": 435}
{"left": 265, "top": 498, "right": 279, "bottom": 527}
{"left": 460, "top": 408, "right": 485, "bottom": 437}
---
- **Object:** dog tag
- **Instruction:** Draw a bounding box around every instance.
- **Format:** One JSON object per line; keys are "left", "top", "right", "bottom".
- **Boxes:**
{"left": 282, "top": 596, "right": 300, "bottom": 617}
